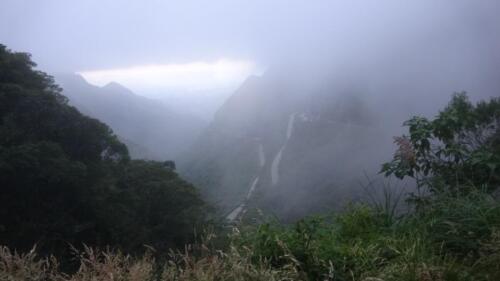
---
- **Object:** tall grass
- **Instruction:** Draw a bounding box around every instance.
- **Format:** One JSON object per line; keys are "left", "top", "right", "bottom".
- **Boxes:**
{"left": 0, "top": 236, "right": 301, "bottom": 281}
{"left": 2, "top": 189, "right": 500, "bottom": 280}
{"left": 234, "top": 188, "right": 500, "bottom": 280}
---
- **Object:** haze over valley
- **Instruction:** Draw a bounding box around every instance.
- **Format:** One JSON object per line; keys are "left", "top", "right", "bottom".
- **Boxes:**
{"left": 1, "top": 1, "right": 500, "bottom": 279}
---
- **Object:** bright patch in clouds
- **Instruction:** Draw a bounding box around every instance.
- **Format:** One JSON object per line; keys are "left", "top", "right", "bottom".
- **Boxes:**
{"left": 79, "top": 59, "right": 259, "bottom": 94}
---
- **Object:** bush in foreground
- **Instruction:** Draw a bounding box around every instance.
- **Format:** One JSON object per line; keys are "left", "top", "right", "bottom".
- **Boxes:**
{"left": 236, "top": 189, "right": 500, "bottom": 280}
{"left": 0, "top": 240, "right": 300, "bottom": 281}
{"left": 2, "top": 189, "right": 500, "bottom": 281}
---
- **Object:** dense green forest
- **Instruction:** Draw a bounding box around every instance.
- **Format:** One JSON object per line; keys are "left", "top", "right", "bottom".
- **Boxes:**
{"left": 0, "top": 45, "right": 209, "bottom": 258}
{"left": 1, "top": 43, "right": 500, "bottom": 280}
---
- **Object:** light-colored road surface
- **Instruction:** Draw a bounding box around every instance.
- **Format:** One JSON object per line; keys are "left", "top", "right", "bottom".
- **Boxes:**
{"left": 226, "top": 204, "right": 245, "bottom": 221}
{"left": 226, "top": 143, "right": 266, "bottom": 221}
{"left": 258, "top": 143, "right": 265, "bottom": 167}
{"left": 271, "top": 113, "right": 296, "bottom": 186}
{"left": 246, "top": 176, "right": 260, "bottom": 200}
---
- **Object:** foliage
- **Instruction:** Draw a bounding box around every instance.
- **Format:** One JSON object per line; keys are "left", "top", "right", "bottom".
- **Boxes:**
{"left": 0, "top": 44, "right": 209, "bottom": 258}
{"left": 0, "top": 239, "right": 301, "bottom": 281}
{"left": 233, "top": 92, "right": 500, "bottom": 279}
{"left": 95, "top": 160, "right": 209, "bottom": 253}
{"left": 3, "top": 189, "right": 500, "bottom": 280}
{"left": 234, "top": 190, "right": 500, "bottom": 280}
{"left": 422, "top": 190, "right": 500, "bottom": 258}
{"left": 2, "top": 44, "right": 500, "bottom": 280}
{"left": 381, "top": 92, "right": 500, "bottom": 194}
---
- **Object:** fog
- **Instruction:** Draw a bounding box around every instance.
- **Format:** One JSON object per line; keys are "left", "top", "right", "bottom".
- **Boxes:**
{"left": 2, "top": 1, "right": 498, "bottom": 110}
{"left": 1, "top": 0, "right": 499, "bottom": 218}
{"left": 2, "top": 2, "right": 498, "bottom": 75}
{"left": 2, "top": 1, "right": 498, "bottom": 99}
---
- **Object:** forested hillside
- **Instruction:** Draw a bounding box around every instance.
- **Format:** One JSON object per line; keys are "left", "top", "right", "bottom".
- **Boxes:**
{"left": 0, "top": 45, "right": 209, "bottom": 258}
{"left": 2, "top": 88, "right": 500, "bottom": 280}
{"left": 1, "top": 0, "right": 500, "bottom": 279}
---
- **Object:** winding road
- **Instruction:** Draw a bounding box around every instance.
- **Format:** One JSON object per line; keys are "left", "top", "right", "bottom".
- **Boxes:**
{"left": 226, "top": 113, "right": 297, "bottom": 222}
{"left": 226, "top": 143, "right": 266, "bottom": 221}
{"left": 271, "top": 113, "right": 297, "bottom": 186}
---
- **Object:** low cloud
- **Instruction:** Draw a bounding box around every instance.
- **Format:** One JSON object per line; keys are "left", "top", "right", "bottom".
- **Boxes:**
{"left": 79, "top": 59, "right": 261, "bottom": 95}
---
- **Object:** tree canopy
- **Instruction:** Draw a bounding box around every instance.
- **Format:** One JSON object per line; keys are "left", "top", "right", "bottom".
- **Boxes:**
{"left": 0, "top": 44, "right": 209, "bottom": 257}
{"left": 382, "top": 92, "right": 500, "bottom": 194}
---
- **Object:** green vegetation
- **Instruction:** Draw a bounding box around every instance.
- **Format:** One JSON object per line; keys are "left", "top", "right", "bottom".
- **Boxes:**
{"left": 0, "top": 45, "right": 209, "bottom": 258}
{"left": 235, "top": 191, "right": 500, "bottom": 280}
{"left": 231, "top": 93, "right": 500, "bottom": 280}
{"left": 2, "top": 190, "right": 500, "bottom": 281}
{"left": 381, "top": 92, "right": 500, "bottom": 195}
{"left": 232, "top": 94, "right": 499, "bottom": 280}
{"left": 1, "top": 43, "right": 500, "bottom": 280}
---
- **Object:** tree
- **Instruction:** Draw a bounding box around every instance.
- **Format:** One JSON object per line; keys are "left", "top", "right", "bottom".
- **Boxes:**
{"left": 0, "top": 44, "right": 209, "bottom": 258}
{"left": 382, "top": 92, "right": 500, "bottom": 194}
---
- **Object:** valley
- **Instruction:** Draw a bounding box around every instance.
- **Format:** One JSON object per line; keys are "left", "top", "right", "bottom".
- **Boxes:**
{"left": 1, "top": 1, "right": 500, "bottom": 279}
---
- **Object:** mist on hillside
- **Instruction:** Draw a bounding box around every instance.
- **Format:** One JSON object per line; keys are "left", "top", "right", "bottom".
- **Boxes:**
{"left": 1, "top": 0, "right": 499, "bottom": 220}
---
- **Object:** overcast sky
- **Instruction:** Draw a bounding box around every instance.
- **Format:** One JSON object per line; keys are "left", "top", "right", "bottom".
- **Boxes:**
{"left": 1, "top": 0, "right": 499, "bottom": 95}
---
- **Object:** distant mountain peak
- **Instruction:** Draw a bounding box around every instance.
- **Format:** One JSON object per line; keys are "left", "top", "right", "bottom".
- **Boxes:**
{"left": 55, "top": 73, "right": 88, "bottom": 85}
{"left": 102, "top": 81, "right": 133, "bottom": 94}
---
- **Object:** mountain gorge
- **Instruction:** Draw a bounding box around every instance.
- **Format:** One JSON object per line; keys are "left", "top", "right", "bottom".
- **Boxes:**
{"left": 180, "top": 72, "right": 392, "bottom": 220}
{"left": 56, "top": 74, "right": 205, "bottom": 160}
{"left": 2, "top": 1, "right": 500, "bottom": 278}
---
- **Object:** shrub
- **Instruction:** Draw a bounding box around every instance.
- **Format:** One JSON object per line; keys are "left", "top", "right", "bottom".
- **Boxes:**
{"left": 382, "top": 93, "right": 500, "bottom": 195}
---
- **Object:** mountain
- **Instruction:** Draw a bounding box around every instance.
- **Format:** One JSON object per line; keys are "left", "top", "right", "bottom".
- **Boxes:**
{"left": 179, "top": 72, "right": 392, "bottom": 220}
{"left": 56, "top": 74, "right": 206, "bottom": 160}
{"left": 179, "top": 52, "right": 500, "bottom": 221}
{"left": 0, "top": 44, "right": 208, "bottom": 256}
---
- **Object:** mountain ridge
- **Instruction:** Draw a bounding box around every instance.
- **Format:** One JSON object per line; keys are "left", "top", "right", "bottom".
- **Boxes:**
{"left": 56, "top": 74, "right": 206, "bottom": 160}
{"left": 179, "top": 71, "right": 390, "bottom": 220}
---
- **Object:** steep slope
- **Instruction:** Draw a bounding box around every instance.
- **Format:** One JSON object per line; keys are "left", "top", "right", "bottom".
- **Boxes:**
{"left": 179, "top": 72, "right": 390, "bottom": 219}
{"left": 56, "top": 74, "right": 205, "bottom": 160}
{"left": 0, "top": 45, "right": 208, "bottom": 256}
